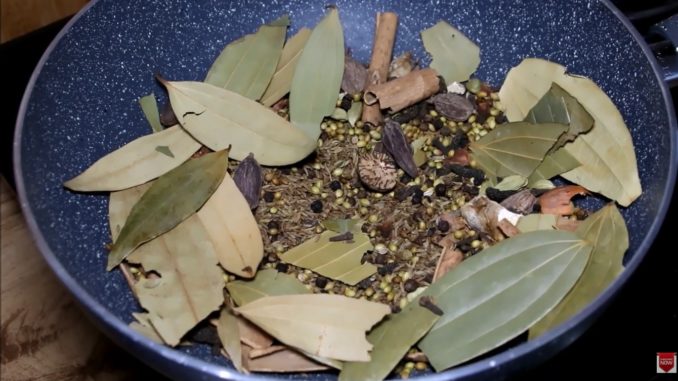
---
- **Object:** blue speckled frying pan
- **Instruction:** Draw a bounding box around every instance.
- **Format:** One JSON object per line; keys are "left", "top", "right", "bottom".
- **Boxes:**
{"left": 13, "top": 0, "right": 677, "bottom": 380}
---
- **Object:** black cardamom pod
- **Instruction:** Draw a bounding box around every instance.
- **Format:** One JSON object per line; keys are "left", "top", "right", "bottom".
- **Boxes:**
{"left": 383, "top": 119, "right": 418, "bottom": 178}
{"left": 232, "top": 153, "right": 262, "bottom": 210}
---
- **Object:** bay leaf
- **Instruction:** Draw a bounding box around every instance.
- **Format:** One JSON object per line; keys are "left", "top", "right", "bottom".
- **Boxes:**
{"left": 205, "top": 15, "right": 288, "bottom": 100}
{"left": 289, "top": 8, "right": 345, "bottom": 141}
{"left": 338, "top": 303, "right": 439, "bottom": 381}
{"left": 162, "top": 79, "right": 317, "bottom": 165}
{"left": 469, "top": 122, "right": 568, "bottom": 178}
{"left": 260, "top": 28, "right": 312, "bottom": 107}
{"left": 418, "top": 230, "right": 592, "bottom": 371}
{"left": 217, "top": 307, "right": 247, "bottom": 374}
{"left": 235, "top": 294, "right": 390, "bottom": 362}
{"left": 129, "top": 312, "right": 164, "bottom": 344}
{"left": 529, "top": 204, "right": 627, "bottom": 338}
{"left": 64, "top": 125, "right": 201, "bottom": 192}
{"left": 226, "top": 269, "right": 309, "bottom": 306}
{"left": 331, "top": 107, "right": 348, "bottom": 121}
{"left": 420, "top": 21, "right": 480, "bottom": 85}
{"left": 139, "top": 93, "right": 164, "bottom": 132}
{"left": 433, "top": 247, "right": 463, "bottom": 282}
{"left": 106, "top": 150, "right": 228, "bottom": 270}
{"left": 516, "top": 213, "right": 557, "bottom": 232}
{"left": 279, "top": 223, "right": 376, "bottom": 285}
{"left": 241, "top": 345, "right": 330, "bottom": 373}
{"left": 525, "top": 83, "right": 594, "bottom": 150}
{"left": 499, "top": 58, "right": 641, "bottom": 206}
{"left": 531, "top": 179, "right": 556, "bottom": 190}
{"left": 322, "top": 218, "right": 360, "bottom": 234}
{"left": 196, "top": 171, "right": 263, "bottom": 278}
{"left": 494, "top": 175, "right": 527, "bottom": 191}
{"left": 527, "top": 147, "right": 581, "bottom": 185}
{"left": 235, "top": 315, "right": 273, "bottom": 350}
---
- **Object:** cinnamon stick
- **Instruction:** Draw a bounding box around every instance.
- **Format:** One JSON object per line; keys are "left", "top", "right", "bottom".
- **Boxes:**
{"left": 362, "top": 12, "right": 398, "bottom": 126}
{"left": 364, "top": 68, "right": 440, "bottom": 112}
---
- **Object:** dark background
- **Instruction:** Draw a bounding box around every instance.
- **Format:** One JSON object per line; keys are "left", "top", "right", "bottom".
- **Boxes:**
{"left": 1, "top": 1, "right": 676, "bottom": 380}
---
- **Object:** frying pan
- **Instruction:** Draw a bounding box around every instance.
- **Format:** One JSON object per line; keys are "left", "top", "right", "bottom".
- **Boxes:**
{"left": 13, "top": 0, "right": 678, "bottom": 380}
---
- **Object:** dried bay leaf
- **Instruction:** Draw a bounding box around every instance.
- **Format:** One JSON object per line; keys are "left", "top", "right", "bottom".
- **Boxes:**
{"left": 217, "top": 307, "right": 246, "bottom": 373}
{"left": 197, "top": 172, "right": 263, "bottom": 278}
{"left": 280, "top": 222, "right": 376, "bottom": 285}
{"left": 494, "top": 175, "right": 527, "bottom": 191}
{"left": 235, "top": 294, "right": 390, "bottom": 362}
{"left": 529, "top": 204, "right": 627, "bottom": 338}
{"left": 499, "top": 58, "right": 641, "bottom": 206}
{"left": 236, "top": 316, "right": 274, "bottom": 350}
{"left": 162, "top": 79, "right": 317, "bottom": 165}
{"left": 338, "top": 303, "right": 439, "bottom": 381}
{"left": 421, "top": 21, "right": 480, "bottom": 85}
{"left": 469, "top": 122, "right": 567, "bottom": 178}
{"left": 241, "top": 345, "right": 330, "bottom": 373}
{"left": 419, "top": 230, "right": 592, "bottom": 371}
{"left": 139, "top": 93, "right": 164, "bottom": 132}
{"left": 129, "top": 313, "right": 164, "bottom": 344}
{"left": 527, "top": 147, "right": 581, "bottom": 185}
{"left": 205, "top": 15, "right": 288, "bottom": 100}
{"left": 516, "top": 213, "right": 557, "bottom": 232}
{"left": 260, "top": 28, "right": 312, "bottom": 107}
{"left": 289, "top": 8, "right": 345, "bottom": 141}
{"left": 64, "top": 125, "right": 201, "bottom": 192}
{"left": 106, "top": 150, "right": 228, "bottom": 270}
{"left": 525, "top": 83, "right": 594, "bottom": 151}
{"left": 322, "top": 218, "right": 360, "bottom": 234}
{"left": 226, "top": 269, "right": 309, "bottom": 306}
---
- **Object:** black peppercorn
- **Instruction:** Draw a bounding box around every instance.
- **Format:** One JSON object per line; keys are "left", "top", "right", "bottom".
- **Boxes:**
{"left": 403, "top": 279, "right": 419, "bottom": 293}
{"left": 329, "top": 180, "right": 342, "bottom": 191}
{"left": 275, "top": 263, "right": 289, "bottom": 273}
{"left": 437, "top": 219, "right": 450, "bottom": 232}
{"left": 434, "top": 183, "right": 447, "bottom": 197}
{"left": 267, "top": 220, "right": 280, "bottom": 230}
{"left": 263, "top": 191, "right": 275, "bottom": 203}
{"left": 315, "top": 277, "right": 328, "bottom": 289}
{"left": 411, "top": 187, "right": 424, "bottom": 205}
{"left": 378, "top": 262, "right": 397, "bottom": 275}
{"left": 310, "top": 199, "right": 323, "bottom": 213}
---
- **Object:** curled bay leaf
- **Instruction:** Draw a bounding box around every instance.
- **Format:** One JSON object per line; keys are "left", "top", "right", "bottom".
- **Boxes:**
{"left": 235, "top": 294, "right": 390, "bottom": 362}
{"left": 538, "top": 185, "right": 588, "bottom": 215}
{"left": 106, "top": 150, "right": 228, "bottom": 270}
{"left": 419, "top": 230, "right": 592, "bottom": 371}
{"left": 64, "top": 125, "right": 201, "bottom": 192}
{"left": 139, "top": 93, "right": 164, "bottom": 132}
{"left": 162, "top": 79, "right": 317, "bottom": 165}
{"left": 205, "top": 15, "right": 288, "bottom": 100}
{"left": 217, "top": 307, "right": 246, "bottom": 374}
{"left": 226, "top": 269, "right": 309, "bottom": 306}
{"left": 260, "top": 28, "right": 312, "bottom": 107}
{"left": 280, "top": 221, "right": 376, "bottom": 285}
{"left": 197, "top": 172, "right": 263, "bottom": 278}
{"left": 469, "top": 122, "right": 568, "bottom": 178}
{"left": 420, "top": 21, "right": 480, "bottom": 85}
{"left": 499, "top": 58, "right": 641, "bottom": 206}
{"left": 289, "top": 8, "right": 345, "bottom": 141}
{"left": 529, "top": 204, "right": 627, "bottom": 338}
{"left": 338, "top": 302, "right": 439, "bottom": 381}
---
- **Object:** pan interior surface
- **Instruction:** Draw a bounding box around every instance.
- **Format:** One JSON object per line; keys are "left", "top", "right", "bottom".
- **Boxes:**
{"left": 14, "top": 0, "right": 675, "bottom": 380}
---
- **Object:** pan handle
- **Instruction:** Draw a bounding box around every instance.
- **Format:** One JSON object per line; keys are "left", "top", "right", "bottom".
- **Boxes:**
{"left": 648, "top": 14, "right": 678, "bottom": 88}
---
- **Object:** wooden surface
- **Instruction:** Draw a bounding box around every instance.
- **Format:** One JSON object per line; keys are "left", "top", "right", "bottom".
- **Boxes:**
{"left": 0, "top": 0, "right": 88, "bottom": 43}
{"left": 0, "top": 177, "right": 153, "bottom": 380}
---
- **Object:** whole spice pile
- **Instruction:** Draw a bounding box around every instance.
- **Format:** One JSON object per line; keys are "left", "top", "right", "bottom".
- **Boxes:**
{"left": 64, "top": 7, "right": 641, "bottom": 380}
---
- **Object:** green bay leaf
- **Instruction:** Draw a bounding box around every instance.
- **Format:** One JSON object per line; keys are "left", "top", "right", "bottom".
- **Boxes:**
{"left": 280, "top": 223, "right": 376, "bottom": 286}
{"left": 529, "top": 204, "right": 627, "bottom": 338}
{"left": 499, "top": 58, "right": 641, "bottom": 206}
{"left": 163, "top": 80, "right": 317, "bottom": 165}
{"left": 527, "top": 147, "right": 581, "bottom": 185}
{"left": 205, "top": 15, "right": 288, "bottom": 100}
{"left": 226, "top": 269, "right": 309, "bottom": 306}
{"left": 421, "top": 21, "right": 480, "bottom": 85}
{"left": 139, "top": 93, "right": 164, "bottom": 132}
{"left": 419, "top": 230, "right": 591, "bottom": 371}
{"left": 469, "top": 122, "right": 568, "bottom": 178}
{"left": 339, "top": 303, "right": 439, "bottom": 381}
{"left": 494, "top": 175, "right": 527, "bottom": 191}
{"left": 106, "top": 150, "right": 228, "bottom": 270}
{"left": 260, "top": 28, "right": 312, "bottom": 107}
{"left": 64, "top": 125, "right": 201, "bottom": 192}
{"left": 289, "top": 8, "right": 344, "bottom": 141}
